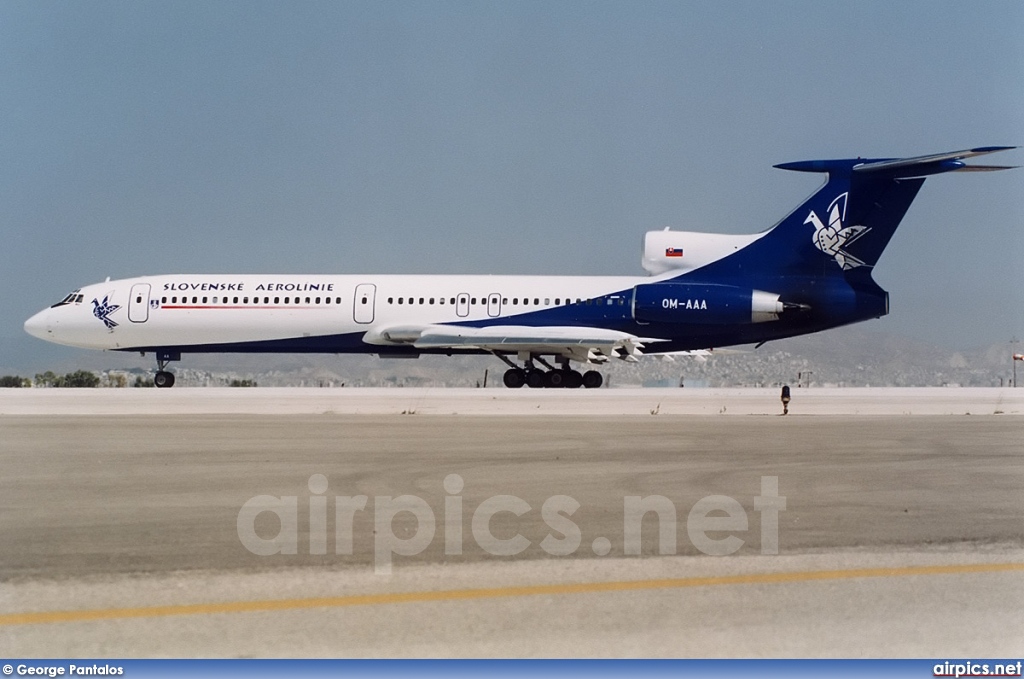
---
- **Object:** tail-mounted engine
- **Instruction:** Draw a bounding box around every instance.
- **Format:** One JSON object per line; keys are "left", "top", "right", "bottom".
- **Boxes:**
{"left": 633, "top": 282, "right": 804, "bottom": 325}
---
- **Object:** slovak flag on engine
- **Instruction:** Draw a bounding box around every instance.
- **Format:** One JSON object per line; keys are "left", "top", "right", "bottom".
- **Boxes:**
{"left": 665, "top": 247, "right": 683, "bottom": 257}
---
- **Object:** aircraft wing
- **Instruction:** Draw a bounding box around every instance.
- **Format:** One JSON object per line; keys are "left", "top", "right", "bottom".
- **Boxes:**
{"left": 367, "top": 324, "right": 666, "bottom": 363}
{"left": 653, "top": 347, "right": 749, "bottom": 363}
{"left": 655, "top": 349, "right": 713, "bottom": 363}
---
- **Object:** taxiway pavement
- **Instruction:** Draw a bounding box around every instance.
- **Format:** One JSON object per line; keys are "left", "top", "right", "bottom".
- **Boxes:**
{"left": 0, "top": 392, "right": 1021, "bottom": 656}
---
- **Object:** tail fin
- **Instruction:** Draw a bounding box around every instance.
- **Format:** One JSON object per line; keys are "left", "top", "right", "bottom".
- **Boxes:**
{"left": 694, "top": 147, "right": 1017, "bottom": 283}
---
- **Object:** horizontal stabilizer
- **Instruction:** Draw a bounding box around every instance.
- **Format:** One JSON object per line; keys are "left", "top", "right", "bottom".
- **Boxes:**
{"left": 775, "top": 146, "right": 1017, "bottom": 177}
{"left": 852, "top": 146, "right": 1018, "bottom": 175}
{"left": 948, "top": 164, "right": 1019, "bottom": 172}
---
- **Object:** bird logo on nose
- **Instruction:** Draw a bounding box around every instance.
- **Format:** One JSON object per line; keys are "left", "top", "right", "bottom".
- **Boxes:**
{"left": 91, "top": 294, "right": 121, "bottom": 330}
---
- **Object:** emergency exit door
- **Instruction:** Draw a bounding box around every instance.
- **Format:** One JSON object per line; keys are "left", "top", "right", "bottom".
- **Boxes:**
{"left": 128, "top": 283, "right": 151, "bottom": 323}
{"left": 353, "top": 284, "right": 376, "bottom": 324}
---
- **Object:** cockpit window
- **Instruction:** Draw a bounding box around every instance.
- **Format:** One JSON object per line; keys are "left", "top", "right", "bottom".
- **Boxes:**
{"left": 50, "top": 290, "right": 82, "bottom": 308}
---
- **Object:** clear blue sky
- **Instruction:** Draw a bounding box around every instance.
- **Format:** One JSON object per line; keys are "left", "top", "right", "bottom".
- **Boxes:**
{"left": 2, "top": 1, "right": 1022, "bottom": 371}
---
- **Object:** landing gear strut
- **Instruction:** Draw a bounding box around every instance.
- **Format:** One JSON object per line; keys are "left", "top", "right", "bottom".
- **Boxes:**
{"left": 151, "top": 351, "right": 180, "bottom": 388}
{"left": 495, "top": 353, "right": 603, "bottom": 389}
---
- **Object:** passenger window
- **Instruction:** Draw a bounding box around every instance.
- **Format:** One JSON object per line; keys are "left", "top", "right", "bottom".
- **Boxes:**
{"left": 161, "top": 297, "right": 167, "bottom": 304}
{"left": 136, "top": 296, "right": 142, "bottom": 303}
{"left": 471, "top": 298, "right": 477, "bottom": 305}
{"left": 430, "top": 298, "right": 435, "bottom": 304}
{"left": 502, "top": 298, "right": 508, "bottom": 304}
{"left": 544, "top": 298, "right": 550, "bottom": 305}
{"left": 398, "top": 298, "right": 403, "bottom": 304}
{"left": 513, "top": 298, "right": 518, "bottom": 305}
{"left": 534, "top": 298, "right": 539, "bottom": 305}
{"left": 439, "top": 298, "right": 445, "bottom": 305}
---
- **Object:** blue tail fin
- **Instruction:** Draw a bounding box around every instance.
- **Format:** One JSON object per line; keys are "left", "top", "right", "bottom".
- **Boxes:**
{"left": 694, "top": 147, "right": 1016, "bottom": 284}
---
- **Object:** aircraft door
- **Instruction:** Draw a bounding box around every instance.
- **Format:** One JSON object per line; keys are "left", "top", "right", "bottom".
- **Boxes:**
{"left": 128, "top": 283, "right": 151, "bottom": 323}
{"left": 456, "top": 293, "right": 470, "bottom": 318}
{"left": 487, "top": 293, "right": 501, "bottom": 318}
{"left": 631, "top": 286, "right": 648, "bottom": 325}
{"left": 353, "top": 284, "right": 376, "bottom": 324}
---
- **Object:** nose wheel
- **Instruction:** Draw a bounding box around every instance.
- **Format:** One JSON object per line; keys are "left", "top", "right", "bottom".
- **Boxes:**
{"left": 150, "top": 351, "right": 180, "bottom": 388}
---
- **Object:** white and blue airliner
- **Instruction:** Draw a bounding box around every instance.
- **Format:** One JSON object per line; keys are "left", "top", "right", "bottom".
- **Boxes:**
{"left": 24, "top": 147, "right": 1016, "bottom": 388}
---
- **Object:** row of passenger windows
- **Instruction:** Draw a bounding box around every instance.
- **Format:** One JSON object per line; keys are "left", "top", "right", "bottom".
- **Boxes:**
{"left": 386, "top": 296, "right": 627, "bottom": 307}
{"left": 161, "top": 296, "right": 343, "bottom": 305}
{"left": 155, "top": 294, "right": 628, "bottom": 307}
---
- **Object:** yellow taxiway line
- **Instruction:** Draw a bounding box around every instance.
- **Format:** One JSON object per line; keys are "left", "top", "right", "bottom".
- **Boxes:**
{"left": 2, "top": 562, "right": 1022, "bottom": 627}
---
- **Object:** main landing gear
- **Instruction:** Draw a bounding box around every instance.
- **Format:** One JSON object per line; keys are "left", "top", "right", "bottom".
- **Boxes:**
{"left": 150, "top": 351, "right": 180, "bottom": 388}
{"left": 496, "top": 354, "right": 603, "bottom": 389}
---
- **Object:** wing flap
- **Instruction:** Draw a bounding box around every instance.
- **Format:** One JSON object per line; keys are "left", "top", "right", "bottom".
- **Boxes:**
{"left": 409, "top": 325, "right": 664, "bottom": 363}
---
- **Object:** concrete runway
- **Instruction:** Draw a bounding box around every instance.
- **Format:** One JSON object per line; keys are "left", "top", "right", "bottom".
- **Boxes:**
{"left": 1, "top": 386, "right": 1022, "bottom": 415}
{"left": 1, "top": 392, "right": 1022, "bottom": 656}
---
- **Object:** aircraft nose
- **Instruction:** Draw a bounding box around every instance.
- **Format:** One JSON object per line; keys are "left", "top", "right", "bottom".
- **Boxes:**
{"left": 24, "top": 309, "right": 51, "bottom": 339}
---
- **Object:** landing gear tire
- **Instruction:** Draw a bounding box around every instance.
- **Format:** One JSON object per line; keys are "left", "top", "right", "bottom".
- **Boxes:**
{"left": 582, "top": 370, "right": 603, "bottom": 389}
{"left": 565, "top": 370, "right": 584, "bottom": 389}
{"left": 154, "top": 371, "right": 176, "bottom": 388}
{"left": 544, "top": 370, "right": 567, "bottom": 388}
{"left": 503, "top": 368, "right": 526, "bottom": 388}
{"left": 526, "top": 370, "right": 545, "bottom": 389}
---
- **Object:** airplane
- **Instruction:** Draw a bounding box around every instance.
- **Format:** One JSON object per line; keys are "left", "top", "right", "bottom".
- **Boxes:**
{"left": 24, "top": 147, "right": 1017, "bottom": 388}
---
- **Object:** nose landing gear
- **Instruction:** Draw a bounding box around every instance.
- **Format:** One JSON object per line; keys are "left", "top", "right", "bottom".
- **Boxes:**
{"left": 150, "top": 350, "right": 180, "bottom": 388}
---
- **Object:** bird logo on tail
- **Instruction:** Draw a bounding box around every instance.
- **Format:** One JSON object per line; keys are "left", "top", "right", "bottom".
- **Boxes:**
{"left": 805, "top": 192, "right": 871, "bottom": 270}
